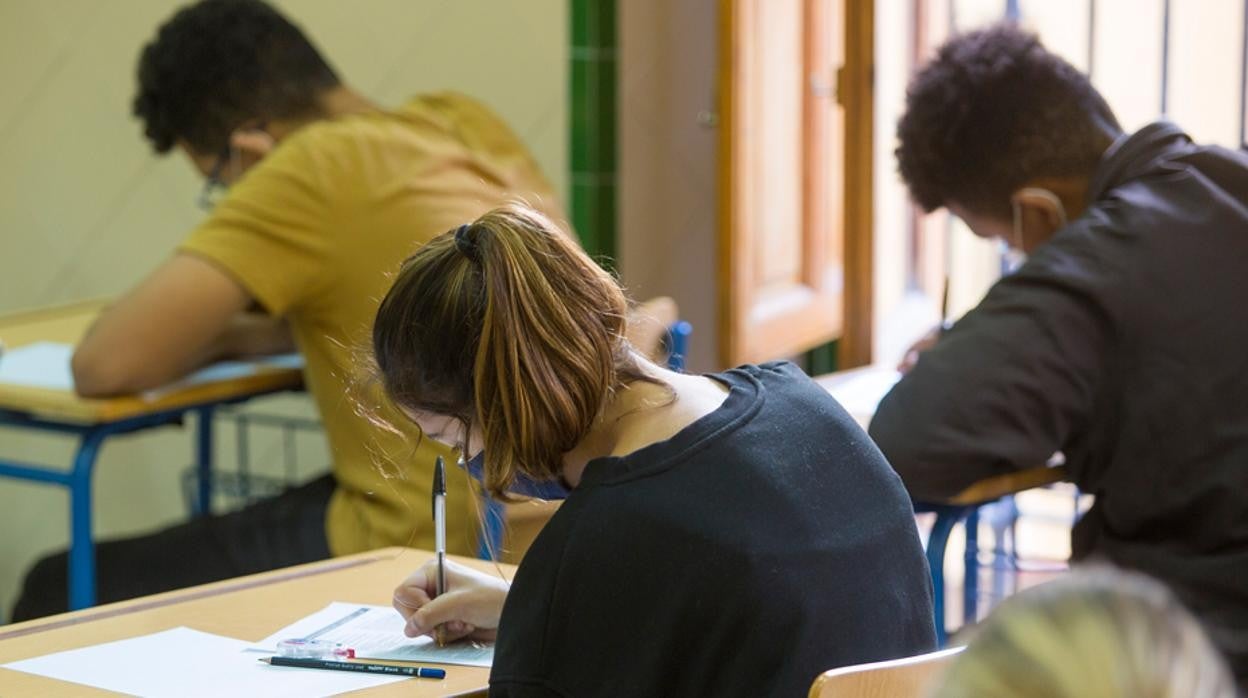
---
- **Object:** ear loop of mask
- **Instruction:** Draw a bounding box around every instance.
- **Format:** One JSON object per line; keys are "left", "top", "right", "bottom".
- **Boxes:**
{"left": 1007, "top": 187, "right": 1069, "bottom": 272}
{"left": 226, "top": 123, "right": 271, "bottom": 188}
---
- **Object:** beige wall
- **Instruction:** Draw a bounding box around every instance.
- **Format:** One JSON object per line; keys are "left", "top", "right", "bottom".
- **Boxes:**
{"left": 0, "top": 0, "right": 565, "bottom": 617}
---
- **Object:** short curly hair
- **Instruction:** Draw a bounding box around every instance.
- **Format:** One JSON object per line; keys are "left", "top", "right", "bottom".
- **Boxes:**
{"left": 133, "top": 0, "right": 340, "bottom": 155}
{"left": 896, "top": 24, "right": 1120, "bottom": 218}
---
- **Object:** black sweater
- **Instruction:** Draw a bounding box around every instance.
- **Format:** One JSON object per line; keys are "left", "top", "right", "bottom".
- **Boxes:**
{"left": 490, "top": 362, "right": 936, "bottom": 697}
{"left": 870, "top": 122, "right": 1248, "bottom": 685}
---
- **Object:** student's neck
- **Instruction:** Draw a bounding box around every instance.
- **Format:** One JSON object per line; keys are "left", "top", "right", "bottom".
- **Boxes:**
{"left": 317, "top": 86, "right": 380, "bottom": 119}
{"left": 265, "top": 86, "right": 380, "bottom": 141}
{"left": 559, "top": 357, "right": 676, "bottom": 486}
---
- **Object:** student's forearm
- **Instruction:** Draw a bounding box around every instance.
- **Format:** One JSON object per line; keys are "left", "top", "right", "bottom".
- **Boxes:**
{"left": 71, "top": 254, "right": 259, "bottom": 397}
{"left": 74, "top": 312, "right": 292, "bottom": 396}
{"left": 870, "top": 391, "right": 1012, "bottom": 502}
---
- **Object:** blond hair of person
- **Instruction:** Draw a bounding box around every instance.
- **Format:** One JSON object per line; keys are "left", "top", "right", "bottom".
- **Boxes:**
{"left": 931, "top": 566, "right": 1235, "bottom": 698}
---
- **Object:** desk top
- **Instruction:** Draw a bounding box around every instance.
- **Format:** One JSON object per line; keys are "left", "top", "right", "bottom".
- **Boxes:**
{"left": 816, "top": 365, "right": 1067, "bottom": 506}
{"left": 0, "top": 300, "right": 303, "bottom": 424}
{"left": 0, "top": 547, "right": 507, "bottom": 697}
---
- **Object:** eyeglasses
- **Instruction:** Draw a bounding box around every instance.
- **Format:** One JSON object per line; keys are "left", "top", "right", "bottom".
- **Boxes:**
{"left": 197, "top": 141, "right": 232, "bottom": 211}
{"left": 196, "top": 122, "right": 268, "bottom": 211}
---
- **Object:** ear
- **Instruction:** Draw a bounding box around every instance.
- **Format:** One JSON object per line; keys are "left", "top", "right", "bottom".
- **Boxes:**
{"left": 1012, "top": 188, "right": 1065, "bottom": 231}
{"left": 229, "top": 128, "right": 276, "bottom": 159}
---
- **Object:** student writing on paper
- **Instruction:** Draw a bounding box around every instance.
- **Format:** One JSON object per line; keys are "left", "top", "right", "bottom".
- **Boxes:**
{"left": 13, "top": 0, "right": 562, "bottom": 620}
{"left": 869, "top": 24, "right": 1248, "bottom": 686}
{"left": 371, "top": 204, "right": 937, "bottom": 698}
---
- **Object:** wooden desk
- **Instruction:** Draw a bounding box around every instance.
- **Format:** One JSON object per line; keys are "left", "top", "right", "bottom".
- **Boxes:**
{"left": 0, "top": 547, "right": 507, "bottom": 697}
{"left": 0, "top": 300, "right": 303, "bottom": 424}
{"left": 0, "top": 300, "right": 305, "bottom": 609}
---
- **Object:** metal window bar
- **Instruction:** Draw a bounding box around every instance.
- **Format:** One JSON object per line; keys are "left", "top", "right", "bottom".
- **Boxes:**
{"left": 1161, "top": 0, "right": 1171, "bottom": 115}
{"left": 1241, "top": 0, "right": 1247, "bottom": 147}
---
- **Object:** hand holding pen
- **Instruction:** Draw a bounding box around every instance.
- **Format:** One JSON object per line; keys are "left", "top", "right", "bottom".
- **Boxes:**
{"left": 898, "top": 277, "right": 952, "bottom": 374}
{"left": 391, "top": 557, "right": 507, "bottom": 643}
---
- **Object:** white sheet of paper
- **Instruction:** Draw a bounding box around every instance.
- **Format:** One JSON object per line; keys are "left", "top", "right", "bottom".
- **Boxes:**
{"left": 3, "top": 626, "right": 406, "bottom": 697}
{"left": 139, "top": 352, "right": 304, "bottom": 400}
{"left": 251, "top": 602, "right": 494, "bottom": 667}
{"left": 0, "top": 341, "right": 74, "bottom": 391}
{"left": 0, "top": 340, "right": 302, "bottom": 395}
{"left": 825, "top": 367, "right": 901, "bottom": 424}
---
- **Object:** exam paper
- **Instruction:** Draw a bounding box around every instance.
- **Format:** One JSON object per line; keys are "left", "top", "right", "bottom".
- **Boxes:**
{"left": 252, "top": 602, "right": 494, "bottom": 667}
{"left": 3, "top": 626, "right": 406, "bottom": 697}
{"left": 0, "top": 340, "right": 302, "bottom": 395}
{"left": 824, "top": 367, "right": 900, "bottom": 425}
{"left": 0, "top": 341, "right": 75, "bottom": 391}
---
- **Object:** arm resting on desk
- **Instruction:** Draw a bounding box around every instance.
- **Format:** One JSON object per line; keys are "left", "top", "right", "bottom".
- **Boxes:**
{"left": 72, "top": 253, "right": 292, "bottom": 397}
{"left": 869, "top": 269, "right": 1109, "bottom": 501}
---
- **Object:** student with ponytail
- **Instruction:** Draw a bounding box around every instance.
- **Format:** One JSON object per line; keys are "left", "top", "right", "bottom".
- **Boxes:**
{"left": 376, "top": 204, "right": 936, "bottom": 697}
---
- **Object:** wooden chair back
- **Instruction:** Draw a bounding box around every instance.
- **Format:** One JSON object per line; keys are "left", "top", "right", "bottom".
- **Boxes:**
{"left": 808, "top": 647, "right": 964, "bottom": 698}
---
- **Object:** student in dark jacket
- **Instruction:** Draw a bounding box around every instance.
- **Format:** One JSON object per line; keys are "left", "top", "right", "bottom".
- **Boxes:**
{"left": 373, "top": 204, "right": 936, "bottom": 697}
{"left": 871, "top": 23, "right": 1248, "bottom": 686}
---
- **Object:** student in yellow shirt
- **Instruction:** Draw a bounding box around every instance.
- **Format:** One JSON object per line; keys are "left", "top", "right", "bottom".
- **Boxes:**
{"left": 12, "top": 0, "right": 561, "bottom": 620}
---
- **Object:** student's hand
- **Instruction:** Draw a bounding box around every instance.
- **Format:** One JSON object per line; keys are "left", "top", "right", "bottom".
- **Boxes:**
{"left": 217, "top": 312, "right": 295, "bottom": 358}
{"left": 897, "top": 324, "right": 946, "bottom": 374}
{"left": 392, "top": 558, "right": 508, "bottom": 643}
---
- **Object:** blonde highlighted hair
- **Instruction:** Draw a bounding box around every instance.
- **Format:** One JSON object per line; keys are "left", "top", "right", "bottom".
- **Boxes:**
{"left": 372, "top": 203, "right": 652, "bottom": 500}
{"left": 931, "top": 566, "right": 1235, "bottom": 698}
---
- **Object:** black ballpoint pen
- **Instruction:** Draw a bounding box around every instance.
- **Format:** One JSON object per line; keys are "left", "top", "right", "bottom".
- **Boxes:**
{"left": 261, "top": 656, "right": 446, "bottom": 678}
{"left": 433, "top": 455, "right": 447, "bottom": 646}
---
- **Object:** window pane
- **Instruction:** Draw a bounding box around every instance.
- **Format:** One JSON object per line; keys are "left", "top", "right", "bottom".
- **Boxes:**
{"left": 1168, "top": 0, "right": 1245, "bottom": 147}
{"left": 1092, "top": 0, "right": 1164, "bottom": 132}
{"left": 1020, "top": 0, "right": 1091, "bottom": 72}
{"left": 951, "top": 0, "right": 1009, "bottom": 31}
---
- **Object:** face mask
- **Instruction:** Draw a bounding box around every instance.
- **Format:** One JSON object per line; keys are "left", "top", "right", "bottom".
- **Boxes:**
{"left": 1008, "top": 187, "right": 1068, "bottom": 272}
{"left": 459, "top": 452, "right": 572, "bottom": 500}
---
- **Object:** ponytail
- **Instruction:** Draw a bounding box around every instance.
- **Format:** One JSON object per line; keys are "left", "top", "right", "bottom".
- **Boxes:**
{"left": 373, "top": 203, "right": 649, "bottom": 499}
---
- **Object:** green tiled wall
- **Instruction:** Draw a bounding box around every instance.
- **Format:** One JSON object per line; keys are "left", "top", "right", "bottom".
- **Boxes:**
{"left": 569, "top": 0, "right": 617, "bottom": 262}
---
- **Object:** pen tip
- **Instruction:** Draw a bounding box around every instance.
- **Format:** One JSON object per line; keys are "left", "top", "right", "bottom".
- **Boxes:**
{"left": 433, "top": 456, "right": 446, "bottom": 494}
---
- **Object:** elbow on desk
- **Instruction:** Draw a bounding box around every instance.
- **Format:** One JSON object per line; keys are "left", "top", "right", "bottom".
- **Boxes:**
{"left": 71, "top": 347, "right": 152, "bottom": 398}
{"left": 870, "top": 423, "right": 969, "bottom": 503}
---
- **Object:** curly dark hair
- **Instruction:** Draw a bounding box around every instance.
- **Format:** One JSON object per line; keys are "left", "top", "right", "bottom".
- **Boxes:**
{"left": 133, "top": 0, "right": 340, "bottom": 155}
{"left": 896, "top": 23, "right": 1121, "bottom": 218}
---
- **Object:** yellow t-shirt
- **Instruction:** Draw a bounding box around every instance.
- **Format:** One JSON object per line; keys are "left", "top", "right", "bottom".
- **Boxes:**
{"left": 179, "top": 92, "right": 564, "bottom": 556}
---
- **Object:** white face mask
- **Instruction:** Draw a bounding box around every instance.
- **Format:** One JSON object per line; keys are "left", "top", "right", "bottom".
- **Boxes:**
{"left": 1006, "top": 187, "right": 1068, "bottom": 272}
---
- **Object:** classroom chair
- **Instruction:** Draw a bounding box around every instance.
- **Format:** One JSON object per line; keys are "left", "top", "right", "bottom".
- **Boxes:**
{"left": 808, "top": 647, "right": 964, "bottom": 698}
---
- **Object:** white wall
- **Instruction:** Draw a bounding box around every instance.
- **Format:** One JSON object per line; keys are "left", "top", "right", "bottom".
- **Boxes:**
{"left": 0, "top": 0, "right": 566, "bottom": 617}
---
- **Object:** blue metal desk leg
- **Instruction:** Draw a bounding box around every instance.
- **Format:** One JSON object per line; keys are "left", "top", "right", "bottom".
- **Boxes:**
{"left": 963, "top": 507, "right": 980, "bottom": 627}
{"left": 926, "top": 511, "right": 960, "bottom": 646}
{"left": 194, "top": 406, "right": 216, "bottom": 517}
{"left": 68, "top": 428, "right": 110, "bottom": 610}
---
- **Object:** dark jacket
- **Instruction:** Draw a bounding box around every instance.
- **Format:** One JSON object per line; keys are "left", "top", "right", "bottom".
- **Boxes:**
{"left": 870, "top": 122, "right": 1248, "bottom": 683}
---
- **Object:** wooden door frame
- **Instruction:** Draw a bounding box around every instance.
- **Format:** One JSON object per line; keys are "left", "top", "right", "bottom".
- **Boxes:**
{"left": 717, "top": 0, "right": 876, "bottom": 368}
{"left": 839, "top": 0, "right": 875, "bottom": 368}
